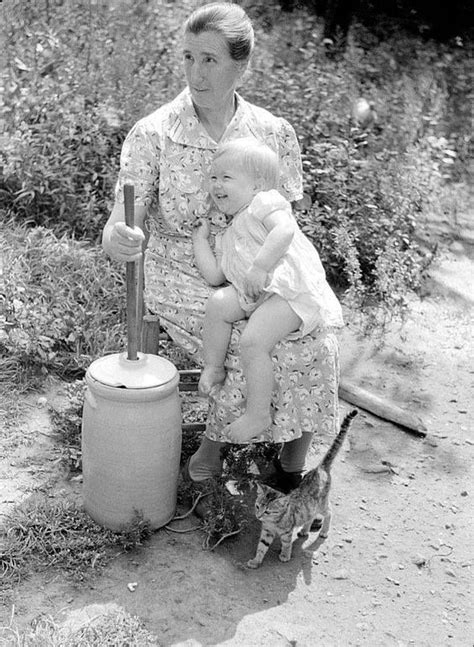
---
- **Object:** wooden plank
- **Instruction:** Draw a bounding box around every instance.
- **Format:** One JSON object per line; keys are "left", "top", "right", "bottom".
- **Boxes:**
{"left": 339, "top": 377, "right": 427, "bottom": 437}
{"left": 142, "top": 318, "right": 427, "bottom": 438}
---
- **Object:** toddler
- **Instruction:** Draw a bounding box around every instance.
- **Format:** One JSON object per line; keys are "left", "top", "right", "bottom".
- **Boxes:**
{"left": 192, "top": 138, "right": 343, "bottom": 443}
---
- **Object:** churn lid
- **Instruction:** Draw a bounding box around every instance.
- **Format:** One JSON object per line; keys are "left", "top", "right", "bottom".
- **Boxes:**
{"left": 87, "top": 352, "right": 178, "bottom": 389}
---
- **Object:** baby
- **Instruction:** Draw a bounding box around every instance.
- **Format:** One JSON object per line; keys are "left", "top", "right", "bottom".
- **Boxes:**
{"left": 192, "top": 137, "right": 343, "bottom": 443}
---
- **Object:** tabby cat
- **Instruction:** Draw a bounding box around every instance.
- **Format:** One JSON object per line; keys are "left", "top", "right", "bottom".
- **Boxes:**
{"left": 246, "top": 409, "right": 358, "bottom": 568}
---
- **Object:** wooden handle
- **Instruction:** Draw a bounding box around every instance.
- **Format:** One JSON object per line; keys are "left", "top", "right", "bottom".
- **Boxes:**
{"left": 123, "top": 184, "right": 138, "bottom": 361}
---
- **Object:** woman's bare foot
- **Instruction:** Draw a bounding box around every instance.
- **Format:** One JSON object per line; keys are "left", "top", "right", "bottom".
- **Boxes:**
{"left": 198, "top": 365, "right": 226, "bottom": 396}
{"left": 226, "top": 412, "right": 272, "bottom": 443}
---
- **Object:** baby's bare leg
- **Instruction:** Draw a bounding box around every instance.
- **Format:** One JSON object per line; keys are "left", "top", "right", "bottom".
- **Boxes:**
{"left": 199, "top": 286, "right": 245, "bottom": 396}
{"left": 227, "top": 295, "right": 301, "bottom": 442}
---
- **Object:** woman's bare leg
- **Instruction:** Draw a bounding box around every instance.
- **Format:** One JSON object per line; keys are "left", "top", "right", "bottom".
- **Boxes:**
{"left": 199, "top": 285, "right": 246, "bottom": 395}
{"left": 227, "top": 295, "right": 301, "bottom": 442}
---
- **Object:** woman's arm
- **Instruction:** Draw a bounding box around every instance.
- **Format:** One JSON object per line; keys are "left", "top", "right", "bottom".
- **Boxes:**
{"left": 192, "top": 220, "right": 226, "bottom": 286}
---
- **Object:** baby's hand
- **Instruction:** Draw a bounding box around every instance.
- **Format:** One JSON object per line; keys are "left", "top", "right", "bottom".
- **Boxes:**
{"left": 243, "top": 264, "right": 268, "bottom": 300}
{"left": 192, "top": 218, "right": 211, "bottom": 241}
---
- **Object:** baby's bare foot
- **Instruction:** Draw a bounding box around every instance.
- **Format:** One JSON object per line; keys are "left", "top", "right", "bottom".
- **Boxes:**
{"left": 198, "top": 366, "right": 226, "bottom": 396}
{"left": 226, "top": 412, "right": 272, "bottom": 443}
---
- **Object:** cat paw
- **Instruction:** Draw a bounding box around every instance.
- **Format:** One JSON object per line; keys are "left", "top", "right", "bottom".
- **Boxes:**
{"left": 279, "top": 553, "right": 291, "bottom": 562}
{"left": 245, "top": 559, "right": 261, "bottom": 569}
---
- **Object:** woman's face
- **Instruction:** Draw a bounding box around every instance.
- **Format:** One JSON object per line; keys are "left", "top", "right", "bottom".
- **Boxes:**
{"left": 182, "top": 31, "right": 244, "bottom": 112}
{"left": 209, "top": 153, "right": 257, "bottom": 216}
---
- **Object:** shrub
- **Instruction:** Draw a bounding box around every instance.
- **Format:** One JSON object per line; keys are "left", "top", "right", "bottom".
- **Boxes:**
{"left": 1, "top": 0, "right": 192, "bottom": 240}
{"left": 1, "top": 0, "right": 470, "bottom": 318}
{"left": 243, "top": 14, "right": 463, "bottom": 310}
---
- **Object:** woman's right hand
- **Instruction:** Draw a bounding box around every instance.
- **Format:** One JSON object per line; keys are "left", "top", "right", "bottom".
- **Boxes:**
{"left": 103, "top": 221, "right": 145, "bottom": 262}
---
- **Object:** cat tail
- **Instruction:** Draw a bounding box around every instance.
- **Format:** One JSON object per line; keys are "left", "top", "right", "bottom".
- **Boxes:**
{"left": 321, "top": 409, "right": 358, "bottom": 470}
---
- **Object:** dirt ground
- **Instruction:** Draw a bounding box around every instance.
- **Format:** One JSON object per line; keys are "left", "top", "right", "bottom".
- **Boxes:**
{"left": 1, "top": 199, "right": 473, "bottom": 646}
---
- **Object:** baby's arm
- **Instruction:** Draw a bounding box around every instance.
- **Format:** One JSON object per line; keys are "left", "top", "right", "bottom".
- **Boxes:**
{"left": 192, "top": 219, "right": 226, "bottom": 286}
{"left": 244, "top": 209, "right": 295, "bottom": 299}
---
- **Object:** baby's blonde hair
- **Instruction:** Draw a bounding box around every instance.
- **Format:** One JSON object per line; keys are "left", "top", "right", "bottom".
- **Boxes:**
{"left": 214, "top": 138, "right": 280, "bottom": 191}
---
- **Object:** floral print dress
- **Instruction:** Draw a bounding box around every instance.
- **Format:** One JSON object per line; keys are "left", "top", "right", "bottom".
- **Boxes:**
{"left": 115, "top": 88, "right": 340, "bottom": 443}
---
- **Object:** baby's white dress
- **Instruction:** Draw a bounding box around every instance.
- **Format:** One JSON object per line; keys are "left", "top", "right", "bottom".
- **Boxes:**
{"left": 218, "top": 190, "right": 343, "bottom": 336}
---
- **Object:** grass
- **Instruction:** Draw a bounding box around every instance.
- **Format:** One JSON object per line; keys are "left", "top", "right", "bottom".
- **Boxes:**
{"left": 0, "top": 608, "right": 159, "bottom": 647}
{"left": 1, "top": 497, "right": 153, "bottom": 597}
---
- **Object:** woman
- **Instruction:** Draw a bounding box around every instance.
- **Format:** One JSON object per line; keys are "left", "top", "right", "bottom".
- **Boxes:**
{"left": 102, "top": 2, "right": 340, "bottom": 492}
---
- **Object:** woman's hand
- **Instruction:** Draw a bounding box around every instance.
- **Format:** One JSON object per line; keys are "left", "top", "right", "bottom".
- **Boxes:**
{"left": 192, "top": 218, "right": 211, "bottom": 241}
{"left": 103, "top": 221, "right": 145, "bottom": 262}
{"left": 243, "top": 264, "right": 268, "bottom": 300}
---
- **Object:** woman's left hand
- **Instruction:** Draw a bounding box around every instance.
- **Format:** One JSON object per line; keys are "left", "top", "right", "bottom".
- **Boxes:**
{"left": 192, "top": 218, "right": 211, "bottom": 241}
{"left": 243, "top": 264, "right": 268, "bottom": 300}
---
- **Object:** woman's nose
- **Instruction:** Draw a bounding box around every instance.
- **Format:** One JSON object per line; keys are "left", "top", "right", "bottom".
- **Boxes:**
{"left": 191, "top": 62, "right": 204, "bottom": 83}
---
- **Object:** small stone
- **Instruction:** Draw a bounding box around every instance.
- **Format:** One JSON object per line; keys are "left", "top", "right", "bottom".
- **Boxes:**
{"left": 412, "top": 554, "right": 427, "bottom": 568}
{"left": 445, "top": 569, "right": 456, "bottom": 578}
{"left": 460, "top": 491, "right": 468, "bottom": 497}
{"left": 332, "top": 569, "right": 349, "bottom": 580}
{"left": 386, "top": 576, "right": 400, "bottom": 586}
{"left": 37, "top": 396, "right": 48, "bottom": 407}
{"left": 127, "top": 582, "right": 138, "bottom": 592}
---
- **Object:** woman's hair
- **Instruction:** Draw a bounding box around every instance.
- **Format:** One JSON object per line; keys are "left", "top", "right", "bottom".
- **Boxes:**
{"left": 184, "top": 2, "right": 254, "bottom": 63}
{"left": 214, "top": 138, "right": 280, "bottom": 190}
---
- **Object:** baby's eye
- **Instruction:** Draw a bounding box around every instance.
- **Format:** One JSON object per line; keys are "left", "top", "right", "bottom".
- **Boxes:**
{"left": 210, "top": 175, "right": 217, "bottom": 181}
{"left": 205, "top": 56, "right": 216, "bottom": 63}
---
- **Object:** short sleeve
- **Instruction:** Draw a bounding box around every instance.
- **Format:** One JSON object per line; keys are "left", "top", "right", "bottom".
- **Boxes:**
{"left": 276, "top": 119, "right": 303, "bottom": 202}
{"left": 249, "top": 190, "right": 292, "bottom": 222}
{"left": 114, "top": 120, "right": 160, "bottom": 207}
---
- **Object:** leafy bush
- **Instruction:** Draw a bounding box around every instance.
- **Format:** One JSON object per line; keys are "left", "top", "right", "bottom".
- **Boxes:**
{"left": 1, "top": 0, "right": 471, "bottom": 322}
{"left": 1, "top": 0, "right": 192, "bottom": 240}
{"left": 244, "top": 14, "right": 467, "bottom": 309}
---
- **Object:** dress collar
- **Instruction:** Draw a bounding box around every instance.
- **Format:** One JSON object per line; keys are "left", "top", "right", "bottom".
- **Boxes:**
{"left": 167, "top": 87, "right": 250, "bottom": 148}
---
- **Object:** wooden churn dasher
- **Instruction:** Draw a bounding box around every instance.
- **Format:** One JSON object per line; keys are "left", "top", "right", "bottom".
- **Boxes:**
{"left": 81, "top": 184, "right": 182, "bottom": 531}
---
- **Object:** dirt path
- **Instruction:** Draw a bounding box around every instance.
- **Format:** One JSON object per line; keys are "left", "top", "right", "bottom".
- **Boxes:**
{"left": 1, "top": 205, "right": 473, "bottom": 646}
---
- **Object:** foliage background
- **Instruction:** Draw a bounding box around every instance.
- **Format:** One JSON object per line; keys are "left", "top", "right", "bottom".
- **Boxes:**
{"left": 1, "top": 0, "right": 471, "bottom": 384}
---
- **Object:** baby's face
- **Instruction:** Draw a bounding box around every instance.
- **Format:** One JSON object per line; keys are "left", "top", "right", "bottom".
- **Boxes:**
{"left": 209, "top": 154, "right": 257, "bottom": 216}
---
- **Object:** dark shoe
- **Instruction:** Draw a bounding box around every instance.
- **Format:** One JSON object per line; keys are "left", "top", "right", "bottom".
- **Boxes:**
{"left": 261, "top": 457, "right": 303, "bottom": 494}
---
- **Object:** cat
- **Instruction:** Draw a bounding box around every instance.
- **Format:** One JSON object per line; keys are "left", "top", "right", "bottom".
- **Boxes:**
{"left": 246, "top": 409, "right": 358, "bottom": 568}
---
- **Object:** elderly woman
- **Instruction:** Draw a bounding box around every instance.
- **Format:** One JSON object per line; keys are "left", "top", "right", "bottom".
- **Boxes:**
{"left": 102, "top": 2, "right": 340, "bottom": 493}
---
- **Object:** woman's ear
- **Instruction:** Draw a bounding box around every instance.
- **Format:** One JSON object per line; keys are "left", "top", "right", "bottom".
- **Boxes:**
{"left": 235, "top": 60, "right": 250, "bottom": 86}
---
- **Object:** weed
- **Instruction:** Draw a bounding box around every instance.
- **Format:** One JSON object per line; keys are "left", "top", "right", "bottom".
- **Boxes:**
{"left": 1, "top": 222, "right": 127, "bottom": 385}
{"left": 49, "top": 381, "right": 85, "bottom": 473}
{"left": 1, "top": 497, "right": 153, "bottom": 594}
